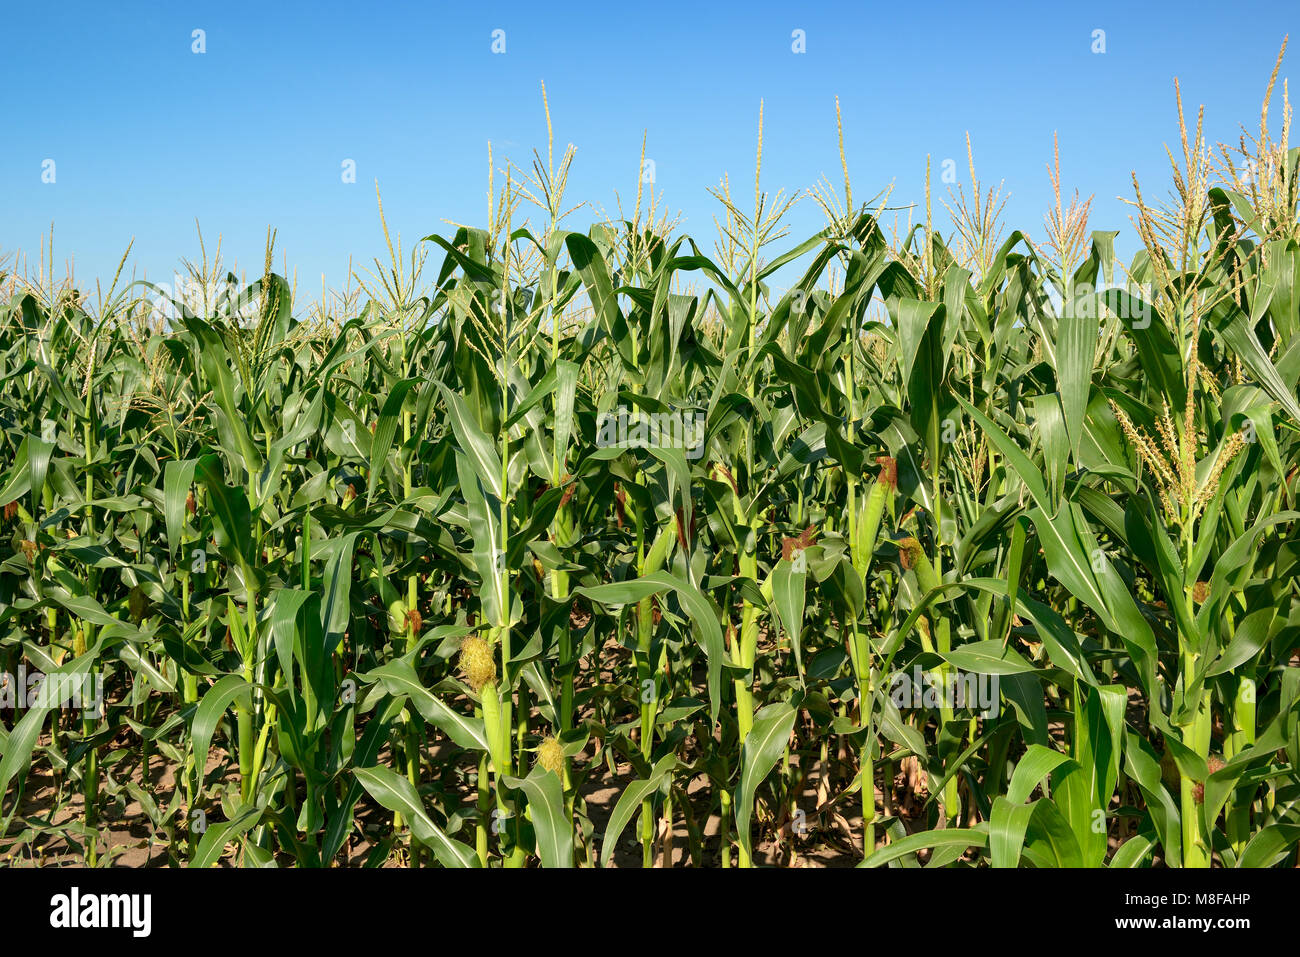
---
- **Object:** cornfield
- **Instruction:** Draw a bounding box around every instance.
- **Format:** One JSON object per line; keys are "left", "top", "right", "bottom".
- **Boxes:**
{"left": 2, "top": 49, "right": 1299, "bottom": 870}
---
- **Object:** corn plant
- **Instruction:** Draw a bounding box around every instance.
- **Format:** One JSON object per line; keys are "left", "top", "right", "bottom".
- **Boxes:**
{"left": 1, "top": 47, "right": 1299, "bottom": 869}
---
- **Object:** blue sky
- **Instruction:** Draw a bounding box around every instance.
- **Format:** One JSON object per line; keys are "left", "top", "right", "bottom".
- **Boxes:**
{"left": 1, "top": 0, "right": 1291, "bottom": 298}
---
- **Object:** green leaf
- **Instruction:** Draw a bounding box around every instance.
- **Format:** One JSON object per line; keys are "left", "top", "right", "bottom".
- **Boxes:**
{"left": 163, "top": 459, "right": 198, "bottom": 559}
{"left": 368, "top": 378, "right": 419, "bottom": 501}
{"left": 941, "top": 639, "right": 1036, "bottom": 676}
{"left": 354, "top": 765, "right": 480, "bottom": 868}
{"left": 363, "top": 660, "right": 488, "bottom": 752}
{"left": 437, "top": 383, "right": 503, "bottom": 500}
{"left": 1238, "top": 824, "right": 1300, "bottom": 868}
{"left": 190, "top": 674, "right": 254, "bottom": 782}
{"left": 860, "top": 826, "right": 988, "bottom": 868}
{"left": 1057, "top": 295, "right": 1100, "bottom": 462}
{"left": 735, "top": 700, "right": 797, "bottom": 864}
{"left": 577, "top": 571, "right": 725, "bottom": 724}
{"left": 599, "top": 753, "right": 676, "bottom": 867}
{"left": 187, "top": 802, "right": 263, "bottom": 868}
{"left": 771, "top": 559, "right": 807, "bottom": 683}
{"left": 504, "top": 766, "right": 573, "bottom": 868}
{"left": 1007, "top": 744, "right": 1071, "bottom": 805}
{"left": 989, "top": 796, "right": 1037, "bottom": 868}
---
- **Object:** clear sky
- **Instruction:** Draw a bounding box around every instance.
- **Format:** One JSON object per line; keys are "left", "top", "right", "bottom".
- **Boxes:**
{"left": 1, "top": 0, "right": 1292, "bottom": 298}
